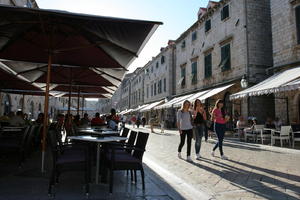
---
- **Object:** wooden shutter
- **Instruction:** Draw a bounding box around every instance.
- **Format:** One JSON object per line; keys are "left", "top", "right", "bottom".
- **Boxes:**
{"left": 296, "top": 6, "right": 300, "bottom": 44}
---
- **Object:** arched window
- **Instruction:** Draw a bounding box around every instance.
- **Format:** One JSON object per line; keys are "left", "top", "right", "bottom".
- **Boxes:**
{"left": 38, "top": 103, "right": 42, "bottom": 113}
{"left": 30, "top": 101, "right": 34, "bottom": 119}
{"left": 18, "top": 97, "right": 23, "bottom": 110}
{"left": 3, "top": 94, "right": 11, "bottom": 114}
{"left": 224, "top": 92, "right": 233, "bottom": 130}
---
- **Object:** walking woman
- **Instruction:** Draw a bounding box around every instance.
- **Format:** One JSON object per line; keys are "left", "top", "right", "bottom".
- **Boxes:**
{"left": 177, "top": 100, "right": 193, "bottom": 161}
{"left": 193, "top": 99, "right": 207, "bottom": 160}
{"left": 211, "top": 99, "right": 230, "bottom": 160}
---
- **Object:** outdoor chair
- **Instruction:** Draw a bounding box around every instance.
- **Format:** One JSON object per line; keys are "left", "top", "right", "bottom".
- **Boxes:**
{"left": 48, "top": 129, "right": 90, "bottom": 197}
{"left": 271, "top": 125, "right": 291, "bottom": 147}
{"left": 244, "top": 124, "right": 264, "bottom": 142}
{"left": 256, "top": 125, "right": 272, "bottom": 144}
{"left": 291, "top": 124, "right": 300, "bottom": 148}
{"left": 103, "top": 131, "right": 149, "bottom": 193}
{"left": 0, "top": 125, "right": 31, "bottom": 166}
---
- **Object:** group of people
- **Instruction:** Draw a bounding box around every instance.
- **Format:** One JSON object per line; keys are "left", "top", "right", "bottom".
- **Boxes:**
{"left": 177, "top": 99, "right": 230, "bottom": 162}
{"left": 0, "top": 111, "right": 46, "bottom": 127}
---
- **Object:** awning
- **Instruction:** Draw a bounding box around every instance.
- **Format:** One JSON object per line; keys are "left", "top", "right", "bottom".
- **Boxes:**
{"left": 122, "top": 109, "right": 133, "bottom": 115}
{"left": 155, "top": 94, "right": 193, "bottom": 110}
{"left": 173, "top": 84, "right": 234, "bottom": 108}
{"left": 199, "top": 84, "right": 234, "bottom": 101}
{"left": 140, "top": 100, "right": 165, "bottom": 112}
{"left": 132, "top": 104, "right": 149, "bottom": 112}
{"left": 230, "top": 67, "right": 300, "bottom": 100}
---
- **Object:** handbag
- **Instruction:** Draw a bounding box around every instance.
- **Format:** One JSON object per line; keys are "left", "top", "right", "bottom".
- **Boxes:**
{"left": 206, "top": 120, "right": 213, "bottom": 128}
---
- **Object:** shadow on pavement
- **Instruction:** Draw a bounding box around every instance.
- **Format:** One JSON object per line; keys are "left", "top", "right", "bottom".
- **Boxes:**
{"left": 185, "top": 156, "right": 300, "bottom": 200}
{"left": 0, "top": 149, "right": 185, "bottom": 200}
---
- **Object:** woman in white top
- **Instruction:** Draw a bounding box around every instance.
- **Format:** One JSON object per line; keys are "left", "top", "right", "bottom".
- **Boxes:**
{"left": 177, "top": 100, "right": 193, "bottom": 162}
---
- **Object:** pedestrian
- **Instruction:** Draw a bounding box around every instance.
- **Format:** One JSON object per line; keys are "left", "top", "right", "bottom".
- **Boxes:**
{"left": 193, "top": 99, "right": 206, "bottom": 160}
{"left": 149, "top": 115, "right": 156, "bottom": 133}
{"left": 136, "top": 115, "right": 141, "bottom": 128}
{"left": 211, "top": 99, "right": 230, "bottom": 160}
{"left": 141, "top": 116, "right": 146, "bottom": 127}
{"left": 177, "top": 100, "right": 193, "bottom": 162}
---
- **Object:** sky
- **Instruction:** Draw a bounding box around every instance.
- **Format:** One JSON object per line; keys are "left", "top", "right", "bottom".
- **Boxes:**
{"left": 37, "top": 0, "right": 210, "bottom": 72}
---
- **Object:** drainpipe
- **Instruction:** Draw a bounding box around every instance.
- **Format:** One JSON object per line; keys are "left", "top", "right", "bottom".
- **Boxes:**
{"left": 244, "top": 0, "right": 250, "bottom": 118}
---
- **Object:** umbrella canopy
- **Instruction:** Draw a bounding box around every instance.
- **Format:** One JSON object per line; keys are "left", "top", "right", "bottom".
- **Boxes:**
{"left": 0, "top": 5, "right": 161, "bottom": 172}
{"left": 0, "top": 67, "right": 42, "bottom": 92}
{"left": 0, "top": 5, "right": 161, "bottom": 68}
{"left": 1, "top": 61, "right": 120, "bottom": 87}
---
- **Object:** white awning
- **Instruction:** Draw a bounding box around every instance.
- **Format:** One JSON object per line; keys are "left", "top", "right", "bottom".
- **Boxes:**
{"left": 122, "top": 109, "right": 133, "bottom": 115}
{"left": 230, "top": 67, "right": 300, "bottom": 100}
{"left": 199, "top": 84, "right": 235, "bottom": 101}
{"left": 279, "top": 78, "right": 300, "bottom": 92}
{"left": 173, "top": 84, "right": 234, "bottom": 108}
{"left": 155, "top": 93, "right": 193, "bottom": 110}
{"left": 140, "top": 100, "right": 165, "bottom": 112}
{"left": 132, "top": 104, "right": 149, "bottom": 112}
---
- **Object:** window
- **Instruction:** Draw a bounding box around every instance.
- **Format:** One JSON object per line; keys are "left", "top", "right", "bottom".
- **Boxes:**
{"left": 181, "top": 40, "right": 186, "bottom": 49}
{"left": 151, "top": 85, "right": 153, "bottom": 97}
{"left": 158, "top": 79, "right": 162, "bottom": 94}
{"left": 221, "top": 5, "right": 229, "bottom": 20}
{"left": 156, "top": 62, "right": 159, "bottom": 69}
{"left": 154, "top": 83, "right": 157, "bottom": 95}
{"left": 146, "top": 85, "right": 149, "bottom": 98}
{"left": 205, "top": 53, "right": 212, "bottom": 78}
{"left": 220, "top": 44, "right": 231, "bottom": 71}
{"left": 146, "top": 68, "right": 149, "bottom": 74}
{"left": 191, "top": 61, "right": 197, "bottom": 84}
{"left": 296, "top": 6, "right": 300, "bottom": 44}
{"left": 151, "top": 66, "right": 153, "bottom": 73}
{"left": 138, "top": 89, "right": 141, "bottom": 101}
{"left": 192, "top": 31, "right": 197, "bottom": 41}
{"left": 161, "top": 56, "right": 165, "bottom": 64}
{"left": 163, "top": 78, "right": 167, "bottom": 92}
{"left": 181, "top": 67, "right": 186, "bottom": 88}
{"left": 205, "top": 19, "right": 211, "bottom": 32}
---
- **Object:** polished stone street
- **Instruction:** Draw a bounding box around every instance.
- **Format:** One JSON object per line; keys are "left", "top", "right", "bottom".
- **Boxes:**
{"left": 128, "top": 125, "right": 300, "bottom": 200}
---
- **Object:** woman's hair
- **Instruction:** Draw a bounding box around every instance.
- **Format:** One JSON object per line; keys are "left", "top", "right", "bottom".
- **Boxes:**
{"left": 193, "top": 99, "right": 202, "bottom": 110}
{"left": 212, "top": 99, "right": 225, "bottom": 118}
{"left": 181, "top": 100, "right": 191, "bottom": 111}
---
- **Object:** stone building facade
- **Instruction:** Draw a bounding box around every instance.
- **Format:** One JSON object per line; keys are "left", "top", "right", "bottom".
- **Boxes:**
{"left": 144, "top": 41, "right": 176, "bottom": 104}
{"left": 0, "top": 0, "right": 38, "bottom": 7}
{"left": 130, "top": 68, "right": 144, "bottom": 108}
{"left": 174, "top": 0, "right": 273, "bottom": 123}
{"left": 271, "top": 0, "right": 300, "bottom": 124}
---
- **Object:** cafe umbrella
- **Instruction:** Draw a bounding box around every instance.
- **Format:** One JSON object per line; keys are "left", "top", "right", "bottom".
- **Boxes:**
{"left": 0, "top": 5, "right": 162, "bottom": 171}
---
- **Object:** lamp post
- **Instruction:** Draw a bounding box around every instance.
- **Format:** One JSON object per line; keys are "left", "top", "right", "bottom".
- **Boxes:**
{"left": 240, "top": 74, "right": 248, "bottom": 88}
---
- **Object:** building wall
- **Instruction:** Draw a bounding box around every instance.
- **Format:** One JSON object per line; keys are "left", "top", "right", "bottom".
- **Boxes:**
{"left": 144, "top": 44, "right": 174, "bottom": 104}
{"left": 175, "top": 0, "right": 273, "bottom": 97}
{"left": 271, "top": 0, "right": 300, "bottom": 68}
{"left": 130, "top": 68, "right": 144, "bottom": 108}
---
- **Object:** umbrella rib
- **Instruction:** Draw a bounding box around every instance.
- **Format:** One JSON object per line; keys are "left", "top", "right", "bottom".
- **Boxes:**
{"left": 16, "top": 65, "right": 47, "bottom": 75}
{"left": 93, "top": 67, "right": 122, "bottom": 82}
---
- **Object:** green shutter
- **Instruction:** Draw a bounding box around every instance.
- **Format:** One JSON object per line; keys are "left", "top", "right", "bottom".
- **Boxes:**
{"left": 220, "top": 44, "right": 231, "bottom": 71}
{"left": 296, "top": 6, "right": 300, "bottom": 44}
{"left": 205, "top": 54, "right": 212, "bottom": 78}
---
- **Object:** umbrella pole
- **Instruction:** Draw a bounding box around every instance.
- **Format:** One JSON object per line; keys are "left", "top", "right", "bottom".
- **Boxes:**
{"left": 68, "top": 84, "right": 72, "bottom": 115}
{"left": 41, "top": 54, "right": 52, "bottom": 172}
{"left": 21, "top": 94, "right": 25, "bottom": 112}
{"left": 77, "top": 87, "right": 80, "bottom": 116}
{"left": 81, "top": 97, "right": 84, "bottom": 117}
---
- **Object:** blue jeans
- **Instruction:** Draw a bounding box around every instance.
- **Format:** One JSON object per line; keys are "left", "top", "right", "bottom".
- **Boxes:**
{"left": 213, "top": 123, "right": 226, "bottom": 156}
{"left": 195, "top": 124, "right": 204, "bottom": 154}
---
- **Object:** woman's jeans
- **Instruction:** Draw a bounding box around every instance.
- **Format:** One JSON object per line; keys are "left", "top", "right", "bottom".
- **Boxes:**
{"left": 178, "top": 129, "right": 193, "bottom": 156}
{"left": 195, "top": 124, "right": 204, "bottom": 154}
{"left": 213, "top": 123, "right": 226, "bottom": 156}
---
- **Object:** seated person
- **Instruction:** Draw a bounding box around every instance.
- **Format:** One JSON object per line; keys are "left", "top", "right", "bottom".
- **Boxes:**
{"left": 244, "top": 118, "right": 257, "bottom": 133}
{"left": 9, "top": 111, "right": 25, "bottom": 127}
{"left": 91, "top": 113, "right": 105, "bottom": 126}
{"left": 34, "top": 113, "right": 44, "bottom": 125}
{"left": 236, "top": 116, "right": 247, "bottom": 139}
{"left": 106, "top": 109, "right": 119, "bottom": 130}
{"left": 273, "top": 117, "right": 282, "bottom": 130}
{"left": 265, "top": 117, "right": 275, "bottom": 129}
{"left": 80, "top": 113, "right": 90, "bottom": 127}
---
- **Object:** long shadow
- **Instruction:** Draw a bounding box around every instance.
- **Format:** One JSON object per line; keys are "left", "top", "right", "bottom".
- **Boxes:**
{"left": 185, "top": 157, "right": 300, "bottom": 200}
{"left": 207, "top": 139, "right": 284, "bottom": 154}
{"left": 0, "top": 149, "right": 185, "bottom": 200}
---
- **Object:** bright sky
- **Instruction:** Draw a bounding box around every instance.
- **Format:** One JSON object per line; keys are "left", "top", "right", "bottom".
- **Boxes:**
{"left": 37, "top": 0, "right": 210, "bottom": 72}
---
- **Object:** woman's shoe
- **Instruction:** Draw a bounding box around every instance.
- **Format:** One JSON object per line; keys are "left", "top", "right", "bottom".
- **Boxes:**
{"left": 178, "top": 152, "right": 182, "bottom": 159}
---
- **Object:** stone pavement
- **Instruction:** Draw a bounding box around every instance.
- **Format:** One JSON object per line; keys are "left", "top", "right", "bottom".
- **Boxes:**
{"left": 128, "top": 125, "right": 300, "bottom": 200}
{"left": 0, "top": 144, "right": 184, "bottom": 200}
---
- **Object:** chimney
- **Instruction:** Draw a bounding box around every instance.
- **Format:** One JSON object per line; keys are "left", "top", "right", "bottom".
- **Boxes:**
{"left": 197, "top": 7, "right": 207, "bottom": 20}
